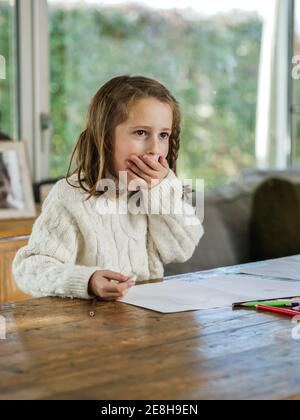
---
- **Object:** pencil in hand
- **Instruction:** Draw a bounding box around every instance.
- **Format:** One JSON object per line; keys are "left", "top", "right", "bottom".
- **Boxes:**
{"left": 89, "top": 297, "right": 99, "bottom": 318}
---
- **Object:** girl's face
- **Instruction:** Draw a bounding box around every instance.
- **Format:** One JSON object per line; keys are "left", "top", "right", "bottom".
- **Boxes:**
{"left": 113, "top": 97, "right": 172, "bottom": 177}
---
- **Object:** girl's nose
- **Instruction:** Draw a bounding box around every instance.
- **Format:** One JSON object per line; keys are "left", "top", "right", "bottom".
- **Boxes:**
{"left": 146, "top": 137, "right": 162, "bottom": 159}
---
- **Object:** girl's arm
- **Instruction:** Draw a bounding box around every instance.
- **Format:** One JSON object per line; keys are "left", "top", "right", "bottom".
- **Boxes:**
{"left": 141, "top": 169, "right": 204, "bottom": 267}
{"left": 12, "top": 198, "right": 99, "bottom": 300}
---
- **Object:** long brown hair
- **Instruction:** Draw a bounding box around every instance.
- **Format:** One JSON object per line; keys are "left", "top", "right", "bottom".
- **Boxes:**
{"left": 66, "top": 75, "right": 182, "bottom": 201}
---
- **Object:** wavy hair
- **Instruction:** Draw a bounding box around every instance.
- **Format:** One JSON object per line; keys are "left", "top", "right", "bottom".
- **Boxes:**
{"left": 66, "top": 75, "right": 182, "bottom": 200}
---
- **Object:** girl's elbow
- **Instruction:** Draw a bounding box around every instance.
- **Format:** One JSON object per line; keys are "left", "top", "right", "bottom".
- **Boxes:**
{"left": 194, "top": 223, "right": 205, "bottom": 247}
{"left": 166, "top": 229, "right": 203, "bottom": 264}
{"left": 12, "top": 257, "right": 37, "bottom": 297}
{"left": 172, "top": 243, "right": 197, "bottom": 264}
{"left": 187, "top": 218, "right": 204, "bottom": 247}
{"left": 179, "top": 228, "right": 204, "bottom": 263}
{"left": 13, "top": 270, "right": 30, "bottom": 296}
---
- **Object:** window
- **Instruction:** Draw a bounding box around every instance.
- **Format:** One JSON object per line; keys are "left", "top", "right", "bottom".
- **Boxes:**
{"left": 48, "top": 0, "right": 272, "bottom": 189}
{"left": 0, "top": 0, "right": 18, "bottom": 139}
{"left": 294, "top": 0, "right": 300, "bottom": 164}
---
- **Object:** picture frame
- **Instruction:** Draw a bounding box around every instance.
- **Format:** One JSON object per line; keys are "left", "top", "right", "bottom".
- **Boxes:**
{"left": 0, "top": 140, "right": 36, "bottom": 219}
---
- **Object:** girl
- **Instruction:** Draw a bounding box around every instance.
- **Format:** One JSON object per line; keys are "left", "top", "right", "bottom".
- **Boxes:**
{"left": 13, "top": 75, "right": 204, "bottom": 301}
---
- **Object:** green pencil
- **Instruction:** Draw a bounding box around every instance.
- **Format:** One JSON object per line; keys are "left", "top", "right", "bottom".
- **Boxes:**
{"left": 236, "top": 300, "right": 297, "bottom": 308}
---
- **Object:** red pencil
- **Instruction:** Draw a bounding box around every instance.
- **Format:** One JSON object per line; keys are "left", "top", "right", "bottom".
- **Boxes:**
{"left": 255, "top": 304, "right": 300, "bottom": 317}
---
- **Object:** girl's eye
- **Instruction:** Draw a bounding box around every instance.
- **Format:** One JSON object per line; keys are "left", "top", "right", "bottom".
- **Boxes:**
{"left": 134, "top": 130, "right": 170, "bottom": 140}
{"left": 135, "top": 130, "right": 146, "bottom": 136}
{"left": 160, "top": 133, "right": 170, "bottom": 140}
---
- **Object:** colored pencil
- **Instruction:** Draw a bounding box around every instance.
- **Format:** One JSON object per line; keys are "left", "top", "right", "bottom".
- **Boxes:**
{"left": 239, "top": 301, "right": 300, "bottom": 308}
{"left": 255, "top": 304, "right": 300, "bottom": 317}
{"left": 89, "top": 297, "right": 99, "bottom": 317}
{"left": 233, "top": 296, "right": 300, "bottom": 308}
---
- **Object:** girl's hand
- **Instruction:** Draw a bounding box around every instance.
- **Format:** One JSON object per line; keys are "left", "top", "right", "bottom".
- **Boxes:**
{"left": 125, "top": 154, "right": 170, "bottom": 190}
{"left": 88, "top": 270, "right": 136, "bottom": 301}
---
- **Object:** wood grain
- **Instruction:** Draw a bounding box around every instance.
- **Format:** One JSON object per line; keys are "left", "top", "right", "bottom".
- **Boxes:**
{"left": 0, "top": 269, "right": 299, "bottom": 400}
{"left": 0, "top": 205, "right": 40, "bottom": 303}
{"left": 0, "top": 205, "right": 40, "bottom": 239}
{"left": 0, "top": 219, "right": 35, "bottom": 239}
{"left": 0, "top": 236, "right": 30, "bottom": 303}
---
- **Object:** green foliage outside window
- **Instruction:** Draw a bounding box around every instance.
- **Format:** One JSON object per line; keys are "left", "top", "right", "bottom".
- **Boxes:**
{"left": 50, "top": 5, "right": 262, "bottom": 189}
{"left": 0, "top": 0, "right": 17, "bottom": 139}
{"left": 1, "top": 3, "right": 263, "bottom": 189}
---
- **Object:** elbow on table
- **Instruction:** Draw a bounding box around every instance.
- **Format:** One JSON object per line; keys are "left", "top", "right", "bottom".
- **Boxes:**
{"left": 12, "top": 253, "right": 38, "bottom": 298}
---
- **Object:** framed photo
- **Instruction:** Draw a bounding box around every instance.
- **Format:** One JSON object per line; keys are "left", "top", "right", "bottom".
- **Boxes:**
{"left": 0, "top": 141, "right": 36, "bottom": 219}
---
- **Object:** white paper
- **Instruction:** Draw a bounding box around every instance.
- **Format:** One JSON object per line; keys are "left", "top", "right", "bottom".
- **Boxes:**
{"left": 119, "top": 275, "right": 300, "bottom": 313}
{"left": 238, "top": 255, "right": 300, "bottom": 281}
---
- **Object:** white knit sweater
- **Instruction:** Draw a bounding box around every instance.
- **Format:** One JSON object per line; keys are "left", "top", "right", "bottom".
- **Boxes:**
{"left": 12, "top": 169, "right": 204, "bottom": 300}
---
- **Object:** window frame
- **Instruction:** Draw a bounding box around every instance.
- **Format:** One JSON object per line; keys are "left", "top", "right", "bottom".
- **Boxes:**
{"left": 255, "top": 0, "right": 295, "bottom": 170}
{"left": 0, "top": 0, "right": 19, "bottom": 140}
{"left": 277, "top": 0, "right": 294, "bottom": 168}
{"left": 17, "top": 0, "right": 50, "bottom": 183}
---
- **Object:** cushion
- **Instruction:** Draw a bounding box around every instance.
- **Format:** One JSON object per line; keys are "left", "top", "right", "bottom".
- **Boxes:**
{"left": 250, "top": 178, "right": 300, "bottom": 261}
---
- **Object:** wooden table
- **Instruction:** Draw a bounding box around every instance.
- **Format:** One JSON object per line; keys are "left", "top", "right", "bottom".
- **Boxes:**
{"left": 0, "top": 262, "right": 300, "bottom": 400}
{"left": 0, "top": 205, "right": 41, "bottom": 303}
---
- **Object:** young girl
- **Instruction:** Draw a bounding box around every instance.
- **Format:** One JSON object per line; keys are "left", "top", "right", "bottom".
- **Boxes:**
{"left": 13, "top": 75, "right": 204, "bottom": 301}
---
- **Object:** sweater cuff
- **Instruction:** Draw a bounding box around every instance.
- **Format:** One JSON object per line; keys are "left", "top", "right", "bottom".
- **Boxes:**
{"left": 63, "top": 265, "right": 100, "bottom": 300}
{"left": 141, "top": 169, "right": 183, "bottom": 215}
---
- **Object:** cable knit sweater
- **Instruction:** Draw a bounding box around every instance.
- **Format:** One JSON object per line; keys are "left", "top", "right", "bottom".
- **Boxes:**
{"left": 12, "top": 169, "right": 204, "bottom": 300}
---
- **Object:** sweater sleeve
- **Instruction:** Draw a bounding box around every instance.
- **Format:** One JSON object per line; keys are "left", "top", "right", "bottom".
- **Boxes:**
{"left": 141, "top": 169, "right": 204, "bottom": 266}
{"left": 12, "top": 196, "right": 100, "bottom": 300}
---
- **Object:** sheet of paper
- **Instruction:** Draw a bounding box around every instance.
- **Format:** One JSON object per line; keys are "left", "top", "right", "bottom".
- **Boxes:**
{"left": 119, "top": 275, "right": 300, "bottom": 313}
{"left": 238, "top": 255, "right": 300, "bottom": 280}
